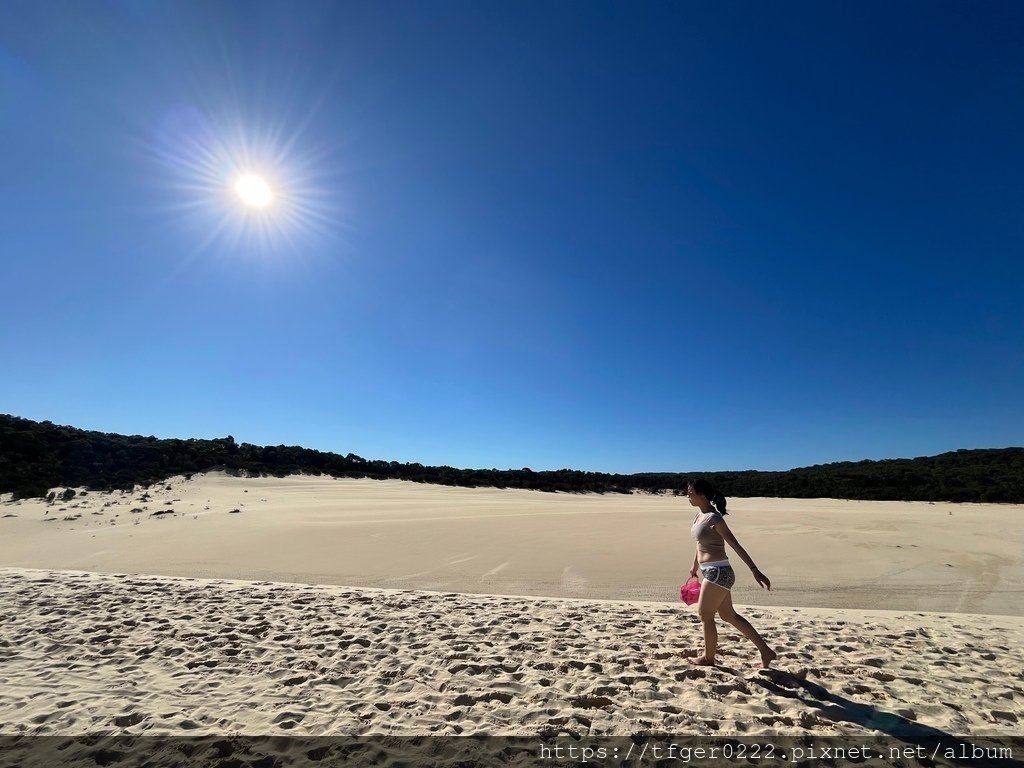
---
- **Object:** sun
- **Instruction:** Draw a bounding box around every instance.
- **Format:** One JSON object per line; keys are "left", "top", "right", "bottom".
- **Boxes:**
{"left": 234, "top": 173, "right": 273, "bottom": 208}
{"left": 150, "top": 103, "right": 339, "bottom": 259}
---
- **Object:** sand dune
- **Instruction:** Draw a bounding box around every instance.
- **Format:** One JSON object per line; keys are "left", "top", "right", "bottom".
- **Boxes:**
{"left": 1, "top": 473, "right": 1021, "bottom": 614}
{"left": 1, "top": 474, "right": 1022, "bottom": 765}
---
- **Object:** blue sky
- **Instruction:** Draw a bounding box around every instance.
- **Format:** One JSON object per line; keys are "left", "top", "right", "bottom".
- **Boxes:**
{"left": 2, "top": 1, "right": 1021, "bottom": 473}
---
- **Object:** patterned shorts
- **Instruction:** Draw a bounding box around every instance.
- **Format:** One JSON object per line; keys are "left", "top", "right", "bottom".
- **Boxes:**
{"left": 700, "top": 563, "right": 736, "bottom": 590}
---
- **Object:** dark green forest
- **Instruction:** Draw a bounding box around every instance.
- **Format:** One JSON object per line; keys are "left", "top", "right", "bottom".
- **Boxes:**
{"left": 1, "top": 414, "right": 1021, "bottom": 503}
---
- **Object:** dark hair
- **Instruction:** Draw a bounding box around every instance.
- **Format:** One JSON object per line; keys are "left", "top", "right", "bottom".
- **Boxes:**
{"left": 688, "top": 478, "right": 728, "bottom": 515}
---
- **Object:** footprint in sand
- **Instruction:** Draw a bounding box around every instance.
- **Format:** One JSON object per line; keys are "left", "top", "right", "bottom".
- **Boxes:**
{"left": 569, "top": 695, "right": 615, "bottom": 709}
{"left": 112, "top": 712, "right": 148, "bottom": 728}
{"left": 843, "top": 683, "right": 872, "bottom": 695}
{"left": 185, "top": 659, "right": 218, "bottom": 669}
{"left": 712, "top": 681, "right": 750, "bottom": 696}
{"left": 674, "top": 668, "right": 708, "bottom": 681}
{"left": 272, "top": 711, "right": 305, "bottom": 729}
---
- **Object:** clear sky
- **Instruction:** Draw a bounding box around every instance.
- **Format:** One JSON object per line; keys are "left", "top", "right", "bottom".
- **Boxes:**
{"left": 2, "top": 1, "right": 1021, "bottom": 473}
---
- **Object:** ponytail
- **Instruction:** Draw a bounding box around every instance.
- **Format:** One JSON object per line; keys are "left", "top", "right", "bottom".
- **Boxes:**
{"left": 711, "top": 492, "right": 728, "bottom": 515}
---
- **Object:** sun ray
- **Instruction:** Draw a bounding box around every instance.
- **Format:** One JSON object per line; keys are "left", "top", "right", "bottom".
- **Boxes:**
{"left": 143, "top": 93, "right": 344, "bottom": 269}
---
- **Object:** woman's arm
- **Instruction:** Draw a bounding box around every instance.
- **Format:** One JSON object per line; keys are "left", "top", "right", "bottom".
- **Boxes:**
{"left": 714, "top": 519, "right": 771, "bottom": 590}
{"left": 691, "top": 551, "right": 699, "bottom": 579}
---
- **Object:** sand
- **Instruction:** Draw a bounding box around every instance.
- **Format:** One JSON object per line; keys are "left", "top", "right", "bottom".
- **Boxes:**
{"left": 1, "top": 474, "right": 1022, "bottom": 764}
{"left": 0, "top": 473, "right": 1021, "bottom": 614}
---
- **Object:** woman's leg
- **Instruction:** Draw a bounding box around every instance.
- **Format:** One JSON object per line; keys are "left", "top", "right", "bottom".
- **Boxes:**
{"left": 717, "top": 589, "right": 777, "bottom": 668}
{"left": 694, "top": 579, "right": 729, "bottom": 664}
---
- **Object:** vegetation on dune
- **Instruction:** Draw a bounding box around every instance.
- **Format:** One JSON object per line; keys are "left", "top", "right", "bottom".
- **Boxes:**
{"left": 1, "top": 414, "right": 1021, "bottom": 503}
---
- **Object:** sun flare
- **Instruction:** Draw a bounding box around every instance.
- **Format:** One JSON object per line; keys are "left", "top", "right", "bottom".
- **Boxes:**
{"left": 151, "top": 103, "right": 338, "bottom": 259}
{"left": 234, "top": 174, "right": 273, "bottom": 208}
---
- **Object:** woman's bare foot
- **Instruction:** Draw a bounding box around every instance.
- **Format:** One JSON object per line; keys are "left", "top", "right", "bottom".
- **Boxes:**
{"left": 690, "top": 656, "right": 716, "bottom": 666}
{"left": 759, "top": 648, "right": 778, "bottom": 669}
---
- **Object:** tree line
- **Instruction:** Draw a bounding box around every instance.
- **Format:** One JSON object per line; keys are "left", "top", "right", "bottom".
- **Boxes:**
{"left": 1, "top": 414, "right": 1021, "bottom": 503}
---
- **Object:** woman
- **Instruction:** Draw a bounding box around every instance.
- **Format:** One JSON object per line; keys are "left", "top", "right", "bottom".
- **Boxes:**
{"left": 687, "top": 478, "right": 776, "bottom": 668}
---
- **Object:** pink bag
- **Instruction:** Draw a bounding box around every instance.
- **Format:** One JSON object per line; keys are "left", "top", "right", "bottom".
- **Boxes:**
{"left": 680, "top": 577, "right": 700, "bottom": 605}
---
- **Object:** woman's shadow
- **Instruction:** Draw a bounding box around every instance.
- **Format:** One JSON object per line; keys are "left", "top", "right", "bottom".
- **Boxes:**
{"left": 750, "top": 670, "right": 1023, "bottom": 767}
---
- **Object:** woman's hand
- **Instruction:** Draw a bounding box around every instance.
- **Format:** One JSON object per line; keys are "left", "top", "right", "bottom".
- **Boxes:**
{"left": 752, "top": 568, "right": 771, "bottom": 591}
{"left": 690, "top": 566, "right": 699, "bottom": 579}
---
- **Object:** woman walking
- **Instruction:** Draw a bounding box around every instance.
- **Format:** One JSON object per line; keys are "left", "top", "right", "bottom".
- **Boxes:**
{"left": 687, "top": 478, "right": 776, "bottom": 668}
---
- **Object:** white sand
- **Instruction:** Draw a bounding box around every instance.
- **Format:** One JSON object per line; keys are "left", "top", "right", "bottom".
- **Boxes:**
{"left": 1, "top": 568, "right": 1021, "bottom": 739}
{"left": 0, "top": 473, "right": 1021, "bottom": 614}
{"left": 1, "top": 473, "right": 1022, "bottom": 751}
